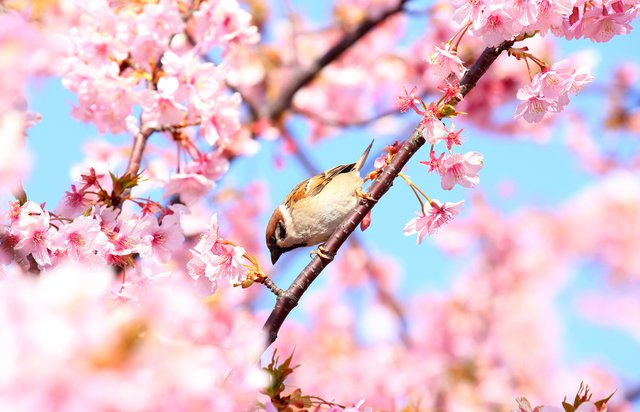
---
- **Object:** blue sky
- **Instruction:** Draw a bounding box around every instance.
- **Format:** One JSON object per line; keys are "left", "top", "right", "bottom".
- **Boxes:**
{"left": 21, "top": 2, "right": 640, "bottom": 406}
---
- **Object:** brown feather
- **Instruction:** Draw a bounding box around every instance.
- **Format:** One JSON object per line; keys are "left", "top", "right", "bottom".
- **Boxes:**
{"left": 283, "top": 163, "right": 355, "bottom": 208}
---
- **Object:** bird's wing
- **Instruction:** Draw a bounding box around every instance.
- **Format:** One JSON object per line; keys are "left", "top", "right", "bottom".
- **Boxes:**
{"left": 284, "top": 163, "right": 356, "bottom": 208}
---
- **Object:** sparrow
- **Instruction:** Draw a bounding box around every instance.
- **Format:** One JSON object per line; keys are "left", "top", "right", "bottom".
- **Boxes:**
{"left": 266, "top": 141, "right": 374, "bottom": 264}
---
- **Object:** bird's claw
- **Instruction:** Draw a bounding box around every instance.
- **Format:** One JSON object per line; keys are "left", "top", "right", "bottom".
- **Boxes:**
{"left": 356, "top": 188, "right": 376, "bottom": 203}
{"left": 310, "top": 245, "right": 335, "bottom": 261}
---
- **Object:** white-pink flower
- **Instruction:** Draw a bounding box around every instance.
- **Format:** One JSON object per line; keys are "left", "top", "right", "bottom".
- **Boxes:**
{"left": 164, "top": 173, "right": 215, "bottom": 204}
{"left": 427, "top": 46, "right": 467, "bottom": 80}
{"left": 138, "top": 210, "right": 185, "bottom": 264}
{"left": 440, "top": 151, "right": 484, "bottom": 190}
{"left": 14, "top": 201, "right": 52, "bottom": 266}
{"left": 403, "top": 199, "right": 464, "bottom": 244}
{"left": 49, "top": 215, "right": 105, "bottom": 263}
{"left": 138, "top": 77, "right": 187, "bottom": 129}
{"left": 452, "top": 0, "right": 486, "bottom": 27}
{"left": 582, "top": 7, "right": 633, "bottom": 43}
{"left": 419, "top": 103, "right": 447, "bottom": 144}
{"left": 514, "top": 78, "right": 558, "bottom": 123}
{"left": 107, "top": 217, "right": 152, "bottom": 257}
{"left": 186, "top": 215, "right": 247, "bottom": 291}
{"left": 475, "top": 6, "right": 519, "bottom": 47}
{"left": 512, "top": 0, "right": 539, "bottom": 26}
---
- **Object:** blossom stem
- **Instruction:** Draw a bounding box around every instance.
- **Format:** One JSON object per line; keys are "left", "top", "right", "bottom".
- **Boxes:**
{"left": 259, "top": 277, "right": 285, "bottom": 297}
{"left": 451, "top": 22, "right": 472, "bottom": 52}
{"left": 398, "top": 173, "right": 427, "bottom": 214}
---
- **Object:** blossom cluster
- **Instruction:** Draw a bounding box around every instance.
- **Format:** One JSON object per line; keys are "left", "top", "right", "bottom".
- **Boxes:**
{"left": 0, "top": 264, "right": 266, "bottom": 411}
{"left": 515, "top": 59, "right": 594, "bottom": 123}
{"left": 453, "top": 0, "right": 637, "bottom": 46}
{"left": 187, "top": 214, "right": 247, "bottom": 292}
{"left": 0, "top": 199, "right": 184, "bottom": 271}
{"left": 60, "top": 0, "right": 257, "bottom": 137}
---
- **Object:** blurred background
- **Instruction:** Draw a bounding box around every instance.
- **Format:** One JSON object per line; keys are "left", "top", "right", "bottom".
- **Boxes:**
{"left": 20, "top": 0, "right": 640, "bottom": 409}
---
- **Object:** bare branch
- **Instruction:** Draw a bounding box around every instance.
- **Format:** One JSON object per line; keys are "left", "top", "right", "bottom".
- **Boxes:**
{"left": 125, "top": 128, "right": 154, "bottom": 177}
{"left": 263, "top": 40, "right": 516, "bottom": 347}
{"left": 292, "top": 106, "right": 400, "bottom": 128}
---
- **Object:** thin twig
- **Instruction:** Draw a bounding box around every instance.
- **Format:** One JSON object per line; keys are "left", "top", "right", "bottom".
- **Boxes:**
{"left": 260, "top": 277, "right": 286, "bottom": 297}
{"left": 125, "top": 128, "right": 154, "bottom": 176}
{"left": 263, "top": 40, "right": 516, "bottom": 347}
{"left": 264, "top": 0, "right": 410, "bottom": 122}
{"left": 291, "top": 105, "right": 401, "bottom": 128}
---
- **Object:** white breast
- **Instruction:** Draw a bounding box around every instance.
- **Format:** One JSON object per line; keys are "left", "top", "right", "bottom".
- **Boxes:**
{"left": 290, "top": 171, "right": 362, "bottom": 246}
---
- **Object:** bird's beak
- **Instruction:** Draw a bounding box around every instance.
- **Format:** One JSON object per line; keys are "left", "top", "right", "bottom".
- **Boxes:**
{"left": 270, "top": 247, "right": 283, "bottom": 265}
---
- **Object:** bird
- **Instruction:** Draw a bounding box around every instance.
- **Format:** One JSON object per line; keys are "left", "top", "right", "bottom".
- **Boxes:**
{"left": 266, "top": 141, "right": 375, "bottom": 265}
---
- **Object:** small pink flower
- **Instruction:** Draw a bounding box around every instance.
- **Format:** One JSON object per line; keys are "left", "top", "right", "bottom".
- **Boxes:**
{"left": 427, "top": 46, "right": 466, "bottom": 80}
{"left": 443, "top": 123, "right": 464, "bottom": 150}
{"left": 513, "top": 0, "right": 539, "bottom": 26}
{"left": 440, "top": 151, "right": 484, "bottom": 190}
{"left": 198, "top": 93, "right": 242, "bottom": 147}
{"left": 437, "top": 80, "right": 463, "bottom": 102}
{"left": 536, "top": 0, "right": 573, "bottom": 32}
{"left": 138, "top": 77, "right": 187, "bottom": 128}
{"left": 452, "top": 0, "right": 485, "bottom": 27}
{"left": 80, "top": 167, "right": 105, "bottom": 189}
{"left": 138, "top": 211, "right": 185, "bottom": 264}
{"left": 50, "top": 215, "right": 105, "bottom": 263}
{"left": 55, "top": 184, "right": 89, "bottom": 219}
{"left": 514, "top": 79, "right": 558, "bottom": 123}
{"left": 164, "top": 173, "right": 215, "bottom": 204}
{"left": 396, "top": 86, "right": 423, "bottom": 114}
{"left": 403, "top": 199, "right": 464, "bottom": 244}
{"left": 420, "top": 150, "right": 445, "bottom": 174}
{"left": 107, "top": 218, "right": 152, "bottom": 257}
{"left": 14, "top": 201, "right": 51, "bottom": 266}
{"left": 582, "top": 7, "right": 632, "bottom": 43}
{"left": 475, "top": 6, "right": 518, "bottom": 47}
{"left": 186, "top": 215, "right": 247, "bottom": 291}
{"left": 567, "top": 66, "right": 594, "bottom": 94}
{"left": 538, "top": 60, "right": 574, "bottom": 101}
{"left": 419, "top": 103, "right": 447, "bottom": 144}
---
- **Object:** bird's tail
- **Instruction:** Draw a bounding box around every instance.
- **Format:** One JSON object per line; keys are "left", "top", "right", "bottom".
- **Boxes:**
{"left": 354, "top": 140, "right": 374, "bottom": 171}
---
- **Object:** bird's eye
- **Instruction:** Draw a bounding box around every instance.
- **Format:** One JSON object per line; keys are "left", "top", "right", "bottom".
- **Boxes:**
{"left": 269, "top": 235, "right": 276, "bottom": 244}
{"left": 275, "top": 221, "right": 286, "bottom": 240}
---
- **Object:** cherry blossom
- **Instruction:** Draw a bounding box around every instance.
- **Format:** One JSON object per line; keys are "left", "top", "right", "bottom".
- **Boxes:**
{"left": 427, "top": 45, "right": 467, "bottom": 80}
{"left": 439, "top": 151, "right": 484, "bottom": 190}
{"left": 187, "top": 215, "right": 247, "bottom": 291}
{"left": 14, "top": 201, "right": 52, "bottom": 266}
{"left": 49, "top": 215, "right": 105, "bottom": 264}
{"left": 419, "top": 103, "right": 448, "bottom": 144}
{"left": 515, "top": 60, "right": 593, "bottom": 123}
{"left": 403, "top": 199, "right": 464, "bottom": 243}
{"left": 420, "top": 150, "right": 445, "bottom": 174}
{"left": 396, "top": 86, "right": 422, "bottom": 114}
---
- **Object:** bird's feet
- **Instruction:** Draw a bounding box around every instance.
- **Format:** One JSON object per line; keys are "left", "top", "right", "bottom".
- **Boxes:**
{"left": 355, "top": 188, "right": 376, "bottom": 203}
{"left": 310, "top": 244, "right": 335, "bottom": 261}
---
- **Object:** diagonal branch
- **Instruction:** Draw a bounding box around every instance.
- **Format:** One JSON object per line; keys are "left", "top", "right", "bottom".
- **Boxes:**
{"left": 125, "top": 127, "right": 154, "bottom": 177}
{"left": 265, "top": 0, "right": 410, "bottom": 122}
{"left": 280, "top": 125, "right": 412, "bottom": 346}
{"left": 263, "top": 39, "right": 516, "bottom": 347}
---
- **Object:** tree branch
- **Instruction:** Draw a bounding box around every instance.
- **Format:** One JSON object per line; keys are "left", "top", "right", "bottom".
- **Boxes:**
{"left": 263, "top": 39, "right": 516, "bottom": 347}
{"left": 125, "top": 128, "right": 154, "bottom": 177}
{"left": 280, "top": 125, "right": 412, "bottom": 346}
{"left": 265, "top": 0, "right": 409, "bottom": 122}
